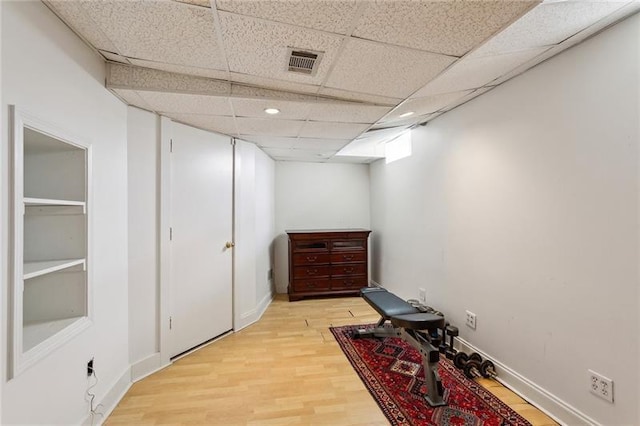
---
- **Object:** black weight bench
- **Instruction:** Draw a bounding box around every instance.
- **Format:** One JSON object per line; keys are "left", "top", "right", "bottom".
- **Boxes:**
{"left": 354, "top": 287, "right": 447, "bottom": 407}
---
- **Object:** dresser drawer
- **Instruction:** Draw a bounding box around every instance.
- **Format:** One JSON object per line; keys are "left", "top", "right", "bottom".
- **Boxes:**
{"left": 331, "top": 238, "right": 366, "bottom": 251}
{"left": 331, "top": 276, "right": 367, "bottom": 290}
{"left": 293, "top": 265, "right": 331, "bottom": 279}
{"left": 291, "top": 239, "right": 329, "bottom": 252}
{"left": 330, "top": 252, "right": 366, "bottom": 264}
{"left": 293, "top": 253, "right": 331, "bottom": 265}
{"left": 292, "top": 279, "right": 331, "bottom": 292}
{"left": 331, "top": 263, "right": 366, "bottom": 277}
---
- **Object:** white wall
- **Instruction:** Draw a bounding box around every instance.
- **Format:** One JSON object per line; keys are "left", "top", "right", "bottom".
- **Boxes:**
{"left": 1, "top": 1, "right": 129, "bottom": 424}
{"left": 370, "top": 14, "right": 639, "bottom": 425}
{"left": 127, "top": 107, "right": 159, "bottom": 366}
{"left": 235, "top": 141, "right": 258, "bottom": 327}
{"left": 254, "top": 147, "right": 276, "bottom": 310}
{"left": 234, "top": 141, "right": 276, "bottom": 329}
{"left": 274, "top": 162, "right": 370, "bottom": 293}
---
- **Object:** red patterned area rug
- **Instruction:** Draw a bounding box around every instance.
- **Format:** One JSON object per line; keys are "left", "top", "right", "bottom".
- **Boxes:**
{"left": 330, "top": 325, "right": 531, "bottom": 426}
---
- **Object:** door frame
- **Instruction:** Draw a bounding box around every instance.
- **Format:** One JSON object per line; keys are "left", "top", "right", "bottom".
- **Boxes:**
{"left": 158, "top": 116, "right": 235, "bottom": 366}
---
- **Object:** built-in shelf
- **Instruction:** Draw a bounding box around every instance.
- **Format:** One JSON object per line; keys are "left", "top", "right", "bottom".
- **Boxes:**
{"left": 11, "top": 106, "right": 90, "bottom": 377}
{"left": 24, "top": 198, "right": 86, "bottom": 214}
{"left": 24, "top": 259, "right": 86, "bottom": 280}
{"left": 24, "top": 197, "right": 85, "bottom": 207}
{"left": 23, "top": 316, "right": 84, "bottom": 352}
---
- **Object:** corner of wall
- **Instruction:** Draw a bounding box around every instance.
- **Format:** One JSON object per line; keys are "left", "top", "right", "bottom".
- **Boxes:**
{"left": 235, "top": 291, "right": 274, "bottom": 332}
{"left": 80, "top": 366, "right": 131, "bottom": 426}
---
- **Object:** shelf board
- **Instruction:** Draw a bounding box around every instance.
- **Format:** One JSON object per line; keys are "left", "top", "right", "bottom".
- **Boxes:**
{"left": 24, "top": 197, "right": 85, "bottom": 207}
{"left": 23, "top": 316, "right": 83, "bottom": 352}
{"left": 24, "top": 259, "right": 86, "bottom": 280}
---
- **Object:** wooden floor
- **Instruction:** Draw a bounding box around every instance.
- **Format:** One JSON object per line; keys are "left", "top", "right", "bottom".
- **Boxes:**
{"left": 106, "top": 295, "right": 558, "bottom": 425}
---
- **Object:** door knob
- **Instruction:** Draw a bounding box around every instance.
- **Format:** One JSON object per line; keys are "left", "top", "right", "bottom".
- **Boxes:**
{"left": 225, "top": 241, "right": 235, "bottom": 249}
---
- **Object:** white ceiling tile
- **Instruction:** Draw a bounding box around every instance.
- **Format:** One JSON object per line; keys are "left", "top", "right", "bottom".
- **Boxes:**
{"left": 235, "top": 117, "right": 304, "bottom": 137}
{"left": 128, "top": 58, "right": 229, "bottom": 81}
{"left": 438, "top": 87, "right": 495, "bottom": 114}
{"left": 262, "top": 148, "right": 336, "bottom": 161}
{"left": 219, "top": 12, "right": 345, "bottom": 85}
{"left": 231, "top": 98, "right": 312, "bottom": 120}
{"left": 111, "top": 89, "right": 153, "bottom": 111}
{"left": 174, "top": 0, "right": 211, "bottom": 7}
{"left": 371, "top": 115, "right": 426, "bottom": 129}
{"left": 167, "top": 113, "right": 238, "bottom": 136}
{"left": 318, "top": 87, "right": 401, "bottom": 106}
{"left": 107, "top": 64, "right": 231, "bottom": 96}
{"left": 307, "top": 103, "right": 391, "bottom": 124}
{"left": 412, "top": 47, "right": 550, "bottom": 97}
{"left": 355, "top": 126, "right": 412, "bottom": 145}
{"left": 299, "top": 121, "right": 369, "bottom": 140}
{"left": 292, "top": 138, "right": 351, "bottom": 151}
{"left": 230, "top": 73, "right": 320, "bottom": 96}
{"left": 136, "top": 92, "right": 233, "bottom": 115}
{"left": 384, "top": 90, "right": 473, "bottom": 122}
{"left": 216, "top": 0, "right": 361, "bottom": 34}
{"left": 45, "top": 1, "right": 119, "bottom": 52}
{"left": 239, "top": 136, "right": 298, "bottom": 149}
{"left": 325, "top": 38, "right": 455, "bottom": 98}
{"left": 230, "top": 85, "right": 318, "bottom": 102}
{"left": 80, "top": 0, "right": 227, "bottom": 70}
{"left": 473, "top": 1, "right": 630, "bottom": 57}
{"left": 352, "top": 1, "right": 537, "bottom": 56}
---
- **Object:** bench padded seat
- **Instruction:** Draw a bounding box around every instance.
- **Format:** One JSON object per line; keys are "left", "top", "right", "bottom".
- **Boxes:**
{"left": 391, "top": 313, "right": 445, "bottom": 330}
{"left": 361, "top": 288, "right": 419, "bottom": 318}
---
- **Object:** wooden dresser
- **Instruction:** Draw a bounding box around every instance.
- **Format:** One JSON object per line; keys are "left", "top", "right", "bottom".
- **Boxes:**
{"left": 287, "top": 229, "right": 371, "bottom": 301}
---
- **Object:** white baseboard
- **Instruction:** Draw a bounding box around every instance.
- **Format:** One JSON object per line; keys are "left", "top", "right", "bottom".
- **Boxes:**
{"left": 81, "top": 366, "right": 131, "bottom": 426}
{"left": 236, "top": 291, "right": 274, "bottom": 332}
{"left": 455, "top": 338, "right": 599, "bottom": 426}
{"left": 130, "top": 352, "right": 170, "bottom": 383}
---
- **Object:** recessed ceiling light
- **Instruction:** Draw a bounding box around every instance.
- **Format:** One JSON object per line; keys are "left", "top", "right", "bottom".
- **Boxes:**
{"left": 264, "top": 108, "right": 280, "bottom": 115}
{"left": 399, "top": 111, "right": 414, "bottom": 118}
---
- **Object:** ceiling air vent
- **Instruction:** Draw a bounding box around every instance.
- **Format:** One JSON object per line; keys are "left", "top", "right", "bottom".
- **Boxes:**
{"left": 286, "top": 48, "right": 323, "bottom": 76}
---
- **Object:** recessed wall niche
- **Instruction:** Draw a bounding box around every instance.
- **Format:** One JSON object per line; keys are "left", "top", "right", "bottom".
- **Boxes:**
{"left": 10, "top": 107, "right": 92, "bottom": 377}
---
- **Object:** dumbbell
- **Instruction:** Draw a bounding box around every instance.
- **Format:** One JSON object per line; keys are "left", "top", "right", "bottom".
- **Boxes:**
{"left": 453, "top": 351, "right": 482, "bottom": 369}
{"left": 463, "top": 360, "right": 498, "bottom": 380}
{"left": 444, "top": 326, "right": 459, "bottom": 359}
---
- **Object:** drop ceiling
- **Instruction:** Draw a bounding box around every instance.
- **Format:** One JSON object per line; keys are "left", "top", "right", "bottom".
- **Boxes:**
{"left": 45, "top": 0, "right": 640, "bottom": 163}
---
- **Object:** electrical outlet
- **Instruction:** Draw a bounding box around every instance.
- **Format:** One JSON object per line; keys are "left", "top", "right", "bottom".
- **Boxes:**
{"left": 465, "top": 310, "right": 476, "bottom": 329}
{"left": 589, "top": 370, "right": 614, "bottom": 403}
{"left": 268, "top": 268, "right": 273, "bottom": 280}
{"left": 418, "top": 288, "right": 426, "bottom": 303}
{"left": 87, "top": 358, "right": 94, "bottom": 377}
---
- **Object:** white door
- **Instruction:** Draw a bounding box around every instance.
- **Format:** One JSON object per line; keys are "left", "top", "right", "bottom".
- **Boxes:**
{"left": 169, "top": 122, "right": 233, "bottom": 358}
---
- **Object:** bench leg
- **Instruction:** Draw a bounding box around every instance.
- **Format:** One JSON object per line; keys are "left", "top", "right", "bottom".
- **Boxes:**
{"left": 401, "top": 329, "right": 446, "bottom": 407}
{"left": 352, "top": 317, "right": 401, "bottom": 339}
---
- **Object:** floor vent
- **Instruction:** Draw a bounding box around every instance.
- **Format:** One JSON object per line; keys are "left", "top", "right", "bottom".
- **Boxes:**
{"left": 287, "top": 48, "right": 323, "bottom": 76}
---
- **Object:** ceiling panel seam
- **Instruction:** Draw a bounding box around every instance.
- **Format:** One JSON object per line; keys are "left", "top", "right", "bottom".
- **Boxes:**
{"left": 210, "top": 0, "right": 232, "bottom": 80}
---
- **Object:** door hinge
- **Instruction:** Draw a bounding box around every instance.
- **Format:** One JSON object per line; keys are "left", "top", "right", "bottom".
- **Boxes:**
{"left": 169, "top": 316, "right": 172, "bottom": 330}
{"left": 230, "top": 138, "right": 236, "bottom": 146}
{"left": 170, "top": 227, "right": 173, "bottom": 240}
{"left": 170, "top": 139, "right": 173, "bottom": 153}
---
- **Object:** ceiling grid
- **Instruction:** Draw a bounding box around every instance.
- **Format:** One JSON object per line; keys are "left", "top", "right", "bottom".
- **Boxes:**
{"left": 43, "top": 0, "right": 640, "bottom": 163}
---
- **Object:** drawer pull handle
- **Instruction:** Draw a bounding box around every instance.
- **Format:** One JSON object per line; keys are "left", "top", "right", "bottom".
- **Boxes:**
{"left": 306, "top": 256, "right": 317, "bottom": 262}
{"left": 307, "top": 282, "right": 316, "bottom": 288}
{"left": 344, "top": 267, "right": 354, "bottom": 273}
{"left": 343, "top": 255, "right": 354, "bottom": 261}
{"left": 344, "top": 280, "right": 354, "bottom": 287}
{"left": 307, "top": 268, "right": 318, "bottom": 275}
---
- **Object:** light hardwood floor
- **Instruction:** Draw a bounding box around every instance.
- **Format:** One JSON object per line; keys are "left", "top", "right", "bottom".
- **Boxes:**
{"left": 106, "top": 295, "right": 558, "bottom": 425}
